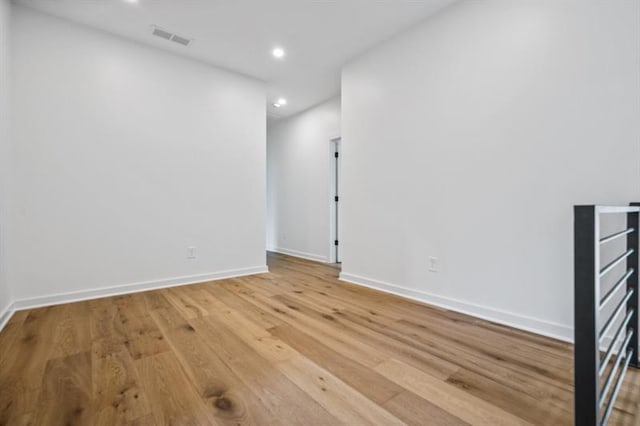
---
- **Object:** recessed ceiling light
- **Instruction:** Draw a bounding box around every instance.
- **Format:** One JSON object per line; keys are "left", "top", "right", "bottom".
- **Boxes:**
{"left": 273, "top": 103, "right": 282, "bottom": 108}
{"left": 276, "top": 98, "right": 287, "bottom": 106}
{"left": 272, "top": 47, "right": 285, "bottom": 59}
{"left": 124, "top": 0, "right": 139, "bottom": 4}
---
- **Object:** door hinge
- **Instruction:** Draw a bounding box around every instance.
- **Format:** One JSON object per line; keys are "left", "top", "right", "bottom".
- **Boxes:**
{"left": 335, "top": 152, "right": 339, "bottom": 158}
{"left": 335, "top": 196, "right": 339, "bottom": 202}
{"left": 334, "top": 240, "right": 339, "bottom": 246}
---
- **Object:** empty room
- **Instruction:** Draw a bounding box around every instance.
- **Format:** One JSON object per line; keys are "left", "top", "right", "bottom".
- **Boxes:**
{"left": 0, "top": 0, "right": 639, "bottom": 425}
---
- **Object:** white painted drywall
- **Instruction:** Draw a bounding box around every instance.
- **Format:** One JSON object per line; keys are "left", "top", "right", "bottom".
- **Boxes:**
{"left": 267, "top": 97, "right": 340, "bottom": 262}
{"left": 9, "top": 6, "right": 267, "bottom": 303}
{"left": 341, "top": 1, "right": 640, "bottom": 340}
{"left": 0, "top": 0, "right": 11, "bottom": 318}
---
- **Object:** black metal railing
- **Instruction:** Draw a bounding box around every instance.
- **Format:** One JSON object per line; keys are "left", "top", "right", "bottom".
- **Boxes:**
{"left": 575, "top": 204, "right": 640, "bottom": 425}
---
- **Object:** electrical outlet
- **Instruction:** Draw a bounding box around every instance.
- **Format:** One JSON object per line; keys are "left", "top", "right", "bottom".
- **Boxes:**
{"left": 187, "top": 247, "right": 196, "bottom": 259}
{"left": 428, "top": 256, "right": 438, "bottom": 272}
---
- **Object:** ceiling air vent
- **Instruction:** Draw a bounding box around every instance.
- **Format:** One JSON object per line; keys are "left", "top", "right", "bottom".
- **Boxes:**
{"left": 150, "top": 26, "right": 193, "bottom": 47}
{"left": 170, "top": 35, "right": 191, "bottom": 46}
{"left": 151, "top": 27, "right": 172, "bottom": 40}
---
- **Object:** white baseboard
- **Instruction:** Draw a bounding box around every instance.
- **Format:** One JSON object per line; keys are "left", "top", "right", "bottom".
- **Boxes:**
{"left": 339, "top": 271, "right": 573, "bottom": 343}
{"left": 0, "top": 303, "right": 13, "bottom": 334}
{"left": 268, "top": 246, "right": 328, "bottom": 263}
{"left": 1, "top": 264, "right": 578, "bottom": 345}
{"left": 0, "top": 265, "right": 268, "bottom": 332}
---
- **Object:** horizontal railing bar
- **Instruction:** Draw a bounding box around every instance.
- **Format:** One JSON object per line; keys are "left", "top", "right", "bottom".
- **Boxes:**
{"left": 599, "top": 332, "right": 633, "bottom": 408}
{"left": 599, "top": 312, "right": 633, "bottom": 376}
{"left": 600, "top": 228, "right": 635, "bottom": 245}
{"left": 600, "top": 347, "right": 633, "bottom": 426}
{"left": 600, "top": 269, "right": 634, "bottom": 309}
{"left": 596, "top": 206, "right": 640, "bottom": 214}
{"left": 601, "top": 290, "right": 634, "bottom": 341}
{"left": 600, "top": 249, "right": 635, "bottom": 278}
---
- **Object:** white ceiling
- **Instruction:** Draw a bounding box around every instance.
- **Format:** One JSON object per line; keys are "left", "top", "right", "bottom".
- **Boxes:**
{"left": 15, "top": 0, "right": 455, "bottom": 119}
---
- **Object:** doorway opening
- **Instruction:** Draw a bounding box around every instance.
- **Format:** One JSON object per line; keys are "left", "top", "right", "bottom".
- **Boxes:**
{"left": 330, "top": 137, "right": 341, "bottom": 264}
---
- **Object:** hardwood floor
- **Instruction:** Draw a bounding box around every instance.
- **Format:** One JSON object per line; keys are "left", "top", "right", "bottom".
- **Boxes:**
{"left": 1, "top": 252, "right": 639, "bottom": 425}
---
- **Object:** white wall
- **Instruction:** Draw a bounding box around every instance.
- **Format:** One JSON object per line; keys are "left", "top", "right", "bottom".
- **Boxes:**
{"left": 341, "top": 1, "right": 640, "bottom": 341}
{"left": 8, "top": 6, "right": 267, "bottom": 305}
{"left": 0, "top": 0, "right": 11, "bottom": 320}
{"left": 267, "top": 97, "right": 340, "bottom": 262}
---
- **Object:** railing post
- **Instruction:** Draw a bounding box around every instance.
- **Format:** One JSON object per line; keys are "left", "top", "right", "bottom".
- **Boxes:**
{"left": 628, "top": 203, "right": 639, "bottom": 368}
{"left": 575, "top": 205, "right": 599, "bottom": 426}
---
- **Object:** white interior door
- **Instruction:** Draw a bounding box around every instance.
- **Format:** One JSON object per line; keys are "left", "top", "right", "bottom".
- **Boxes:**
{"left": 331, "top": 138, "right": 341, "bottom": 263}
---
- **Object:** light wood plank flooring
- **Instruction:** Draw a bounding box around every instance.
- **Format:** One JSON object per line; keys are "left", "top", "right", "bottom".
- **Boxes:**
{"left": 1, "top": 252, "right": 639, "bottom": 425}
